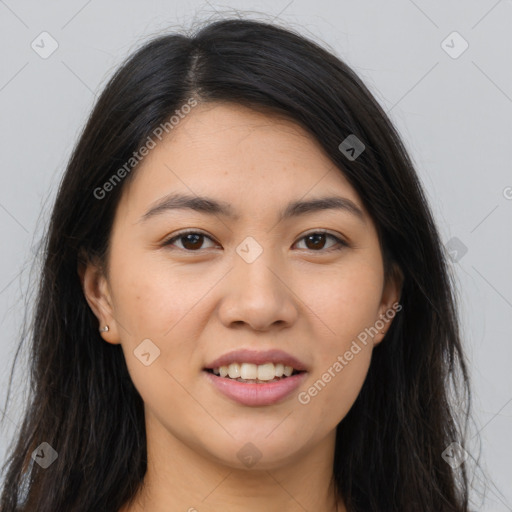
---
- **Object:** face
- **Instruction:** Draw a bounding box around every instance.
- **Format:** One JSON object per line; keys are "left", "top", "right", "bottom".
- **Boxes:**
{"left": 82, "top": 102, "right": 402, "bottom": 472}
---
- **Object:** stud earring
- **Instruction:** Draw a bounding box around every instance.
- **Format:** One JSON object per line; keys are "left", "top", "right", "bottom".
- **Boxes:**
{"left": 99, "top": 325, "right": 109, "bottom": 332}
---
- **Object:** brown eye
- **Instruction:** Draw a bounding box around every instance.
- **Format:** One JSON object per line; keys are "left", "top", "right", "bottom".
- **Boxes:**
{"left": 163, "top": 230, "right": 346, "bottom": 253}
{"left": 180, "top": 233, "right": 204, "bottom": 250}
{"left": 163, "top": 231, "right": 217, "bottom": 251}
{"left": 295, "top": 232, "right": 346, "bottom": 252}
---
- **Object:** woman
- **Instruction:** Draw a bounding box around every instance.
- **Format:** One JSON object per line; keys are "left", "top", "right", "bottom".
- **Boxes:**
{"left": 0, "top": 17, "right": 472, "bottom": 511}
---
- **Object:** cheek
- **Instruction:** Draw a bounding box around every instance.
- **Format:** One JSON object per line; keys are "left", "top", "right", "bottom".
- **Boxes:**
{"left": 297, "top": 256, "right": 383, "bottom": 345}
{"left": 300, "top": 325, "right": 374, "bottom": 428}
{"left": 110, "top": 256, "right": 201, "bottom": 415}
{"left": 108, "top": 246, "right": 216, "bottom": 386}
{"left": 109, "top": 245, "right": 205, "bottom": 339}
{"left": 294, "top": 259, "right": 381, "bottom": 418}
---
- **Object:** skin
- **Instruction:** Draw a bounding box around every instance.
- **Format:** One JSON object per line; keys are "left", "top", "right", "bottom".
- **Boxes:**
{"left": 81, "top": 102, "right": 402, "bottom": 512}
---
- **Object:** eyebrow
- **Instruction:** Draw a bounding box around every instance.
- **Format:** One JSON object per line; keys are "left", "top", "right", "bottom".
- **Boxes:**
{"left": 138, "top": 192, "right": 366, "bottom": 224}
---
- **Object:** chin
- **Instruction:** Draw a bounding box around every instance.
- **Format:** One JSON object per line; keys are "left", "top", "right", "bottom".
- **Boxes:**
{"left": 205, "top": 434, "right": 309, "bottom": 471}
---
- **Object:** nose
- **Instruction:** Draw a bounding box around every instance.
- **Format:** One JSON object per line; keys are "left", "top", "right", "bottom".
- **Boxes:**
{"left": 217, "top": 248, "right": 299, "bottom": 332}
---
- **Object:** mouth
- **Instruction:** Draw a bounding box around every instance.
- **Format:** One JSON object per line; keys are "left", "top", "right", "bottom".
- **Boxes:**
{"left": 202, "top": 349, "right": 309, "bottom": 405}
{"left": 203, "top": 364, "right": 308, "bottom": 406}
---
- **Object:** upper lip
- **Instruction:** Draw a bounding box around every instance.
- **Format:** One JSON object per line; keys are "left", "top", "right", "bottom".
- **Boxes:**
{"left": 204, "top": 349, "right": 309, "bottom": 372}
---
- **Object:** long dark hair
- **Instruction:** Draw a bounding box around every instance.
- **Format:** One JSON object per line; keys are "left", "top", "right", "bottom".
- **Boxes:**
{"left": 0, "top": 17, "right": 472, "bottom": 511}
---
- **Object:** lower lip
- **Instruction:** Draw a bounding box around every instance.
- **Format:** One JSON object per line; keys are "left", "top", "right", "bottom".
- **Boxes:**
{"left": 203, "top": 370, "right": 308, "bottom": 406}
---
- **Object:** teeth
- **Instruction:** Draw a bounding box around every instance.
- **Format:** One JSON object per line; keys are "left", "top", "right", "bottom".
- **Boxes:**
{"left": 211, "top": 362, "right": 297, "bottom": 381}
{"left": 228, "top": 363, "right": 241, "bottom": 379}
{"left": 257, "top": 363, "right": 275, "bottom": 381}
{"left": 240, "top": 363, "right": 257, "bottom": 380}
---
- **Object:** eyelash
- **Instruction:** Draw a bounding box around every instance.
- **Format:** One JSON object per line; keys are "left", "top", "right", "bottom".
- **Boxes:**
{"left": 161, "top": 229, "right": 348, "bottom": 253}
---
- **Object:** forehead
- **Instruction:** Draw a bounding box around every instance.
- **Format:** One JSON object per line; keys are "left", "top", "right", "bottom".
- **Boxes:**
{"left": 118, "top": 102, "right": 367, "bottom": 221}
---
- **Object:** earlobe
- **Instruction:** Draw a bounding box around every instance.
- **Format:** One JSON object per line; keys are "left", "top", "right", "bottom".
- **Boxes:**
{"left": 77, "top": 254, "right": 121, "bottom": 345}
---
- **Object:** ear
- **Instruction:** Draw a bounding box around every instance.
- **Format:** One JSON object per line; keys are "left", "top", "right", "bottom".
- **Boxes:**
{"left": 77, "top": 251, "right": 121, "bottom": 345}
{"left": 374, "top": 262, "right": 404, "bottom": 345}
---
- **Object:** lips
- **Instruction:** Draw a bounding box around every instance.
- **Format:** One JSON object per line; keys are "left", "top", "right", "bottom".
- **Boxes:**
{"left": 203, "top": 348, "right": 309, "bottom": 406}
{"left": 203, "top": 348, "right": 309, "bottom": 373}
{"left": 204, "top": 370, "right": 308, "bottom": 406}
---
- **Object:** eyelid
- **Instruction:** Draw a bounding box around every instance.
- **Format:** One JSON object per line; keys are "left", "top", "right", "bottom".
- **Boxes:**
{"left": 162, "top": 228, "right": 219, "bottom": 249}
{"left": 162, "top": 228, "right": 348, "bottom": 251}
{"left": 295, "top": 229, "right": 348, "bottom": 251}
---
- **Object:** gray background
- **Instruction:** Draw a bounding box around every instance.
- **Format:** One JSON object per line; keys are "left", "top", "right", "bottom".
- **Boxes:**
{"left": 0, "top": 1, "right": 511, "bottom": 510}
